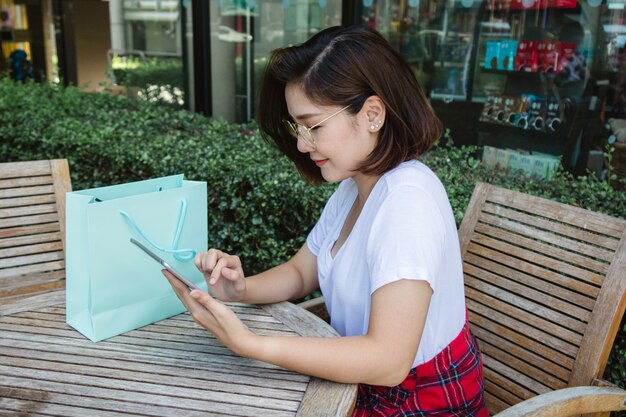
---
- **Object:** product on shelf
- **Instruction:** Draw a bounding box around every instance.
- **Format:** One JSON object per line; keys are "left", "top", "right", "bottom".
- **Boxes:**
{"left": 499, "top": 40, "right": 518, "bottom": 71}
{"left": 509, "top": 0, "right": 576, "bottom": 9}
{"left": 485, "top": 42, "right": 500, "bottom": 69}
{"left": 546, "top": 99, "right": 563, "bottom": 132}
{"left": 480, "top": 94, "right": 560, "bottom": 132}
{"left": 514, "top": 94, "right": 535, "bottom": 129}
{"left": 482, "top": 146, "right": 560, "bottom": 179}
{"left": 515, "top": 41, "right": 539, "bottom": 72}
{"left": 479, "top": 95, "right": 498, "bottom": 122}
{"left": 529, "top": 97, "right": 547, "bottom": 131}
{"left": 539, "top": 41, "right": 577, "bottom": 73}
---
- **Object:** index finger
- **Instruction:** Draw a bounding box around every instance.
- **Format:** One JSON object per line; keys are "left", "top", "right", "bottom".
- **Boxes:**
{"left": 195, "top": 248, "right": 223, "bottom": 273}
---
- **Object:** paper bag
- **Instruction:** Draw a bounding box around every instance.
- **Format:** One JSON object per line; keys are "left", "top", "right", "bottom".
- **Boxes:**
{"left": 66, "top": 174, "right": 207, "bottom": 342}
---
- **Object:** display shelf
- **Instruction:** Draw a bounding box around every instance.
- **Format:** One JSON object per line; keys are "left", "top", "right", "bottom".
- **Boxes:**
{"left": 481, "top": 68, "right": 558, "bottom": 78}
{"left": 434, "top": 61, "right": 467, "bottom": 68}
{"left": 477, "top": 120, "right": 566, "bottom": 137}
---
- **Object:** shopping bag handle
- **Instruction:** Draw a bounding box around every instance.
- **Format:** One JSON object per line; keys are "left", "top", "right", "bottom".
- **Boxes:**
{"left": 119, "top": 199, "right": 196, "bottom": 261}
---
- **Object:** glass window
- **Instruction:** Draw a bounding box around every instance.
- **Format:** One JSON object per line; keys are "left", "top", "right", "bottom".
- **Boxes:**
{"left": 109, "top": 0, "right": 185, "bottom": 108}
{"left": 359, "top": 0, "right": 479, "bottom": 102}
{"left": 0, "top": 0, "right": 33, "bottom": 80}
{"left": 210, "top": 0, "right": 342, "bottom": 123}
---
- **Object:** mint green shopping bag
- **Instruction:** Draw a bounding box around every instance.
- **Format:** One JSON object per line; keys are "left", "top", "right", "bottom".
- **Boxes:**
{"left": 66, "top": 174, "right": 207, "bottom": 342}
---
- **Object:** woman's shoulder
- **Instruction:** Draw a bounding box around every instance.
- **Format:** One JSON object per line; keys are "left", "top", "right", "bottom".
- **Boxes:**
{"left": 379, "top": 160, "right": 443, "bottom": 192}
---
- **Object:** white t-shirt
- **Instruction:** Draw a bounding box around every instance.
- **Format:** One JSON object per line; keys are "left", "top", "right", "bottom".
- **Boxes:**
{"left": 306, "top": 160, "right": 466, "bottom": 368}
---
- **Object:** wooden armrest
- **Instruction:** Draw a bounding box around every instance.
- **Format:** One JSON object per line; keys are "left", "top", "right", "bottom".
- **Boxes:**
{"left": 591, "top": 378, "right": 619, "bottom": 389}
{"left": 493, "top": 386, "right": 626, "bottom": 417}
{"left": 298, "top": 296, "right": 330, "bottom": 323}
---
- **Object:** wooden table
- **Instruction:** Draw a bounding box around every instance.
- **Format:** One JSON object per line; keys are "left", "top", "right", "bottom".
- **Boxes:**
{"left": 0, "top": 291, "right": 357, "bottom": 416}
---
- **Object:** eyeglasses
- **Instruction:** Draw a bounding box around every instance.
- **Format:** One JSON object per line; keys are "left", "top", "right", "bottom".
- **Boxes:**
{"left": 283, "top": 105, "right": 350, "bottom": 149}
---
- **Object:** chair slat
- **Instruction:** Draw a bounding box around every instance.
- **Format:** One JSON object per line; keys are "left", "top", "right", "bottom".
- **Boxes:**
{"left": 0, "top": 175, "right": 53, "bottom": 190}
{"left": 0, "top": 260, "right": 65, "bottom": 279}
{"left": 0, "top": 251, "right": 65, "bottom": 269}
{"left": 480, "top": 209, "right": 617, "bottom": 260}
{"left": 0, "top": 280, "right": 65, "bottom": 299}
{"left": 0, "top": 185, "right": 55, "bottom": 199}
{"left": 464, "top": 252, "right": 597, "bottom": 310}
{"left": 0, "top": 160, "right": 52, "bottom": 179}
{"left": 0, "top": 241, "right": 64, "bottom": 259}
{"left": 482, "top": 202, "right": 621, "bottom": 252}
{"left": 469, "top": 235, "right": 605, "bottom": 287}
{"left": 471, "top": 325, "right": 571, "bottom": 382}
{"left": 483, "top": 355, "right": 552, "bottom": 398}
{"left": 479, "top": 340, "right": 567, "bottom": 391}
{"left": 465, "top": 263, "right": 592, "bottom": 326}
{"left": 0, "top": 232, "right": 62, "bottom": 250}
{"left": 484, "top": 383, "right": 517, "bottom": 415}
{"left": 0, "top": 270, "right": 65, "bottom": 289}
{"left": 468, "top": 299, "right": 579, "bottom": 358}
{"left": 469, "top": 312, "right": 576, "bottom": 370}
{"left": 0, "top": 223, "right": 60, "bottom": 240}
{"left": 0, "top": 213, "right": 59, "bottom": 229}
{"left": 486, "top": 187, "right": 626, "bottom": 238}
{"left": 0, "top": 204, "right": 57, "bottom": 219}
{"left": 0, "top": 194, "right": 56, "bottom": 209}
{"left": 465, "top": 285, "right": 584, "bottom": 344}
{"left": 475, "top": 221, "right": 611, "bottom": 274}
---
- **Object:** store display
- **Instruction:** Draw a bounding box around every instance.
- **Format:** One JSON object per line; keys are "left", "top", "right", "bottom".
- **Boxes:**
{"left": 481, "top": 146, "right": 560, "bottom": 179}
{"left": 479, "top": 93, "right": 561, "bottom": 132}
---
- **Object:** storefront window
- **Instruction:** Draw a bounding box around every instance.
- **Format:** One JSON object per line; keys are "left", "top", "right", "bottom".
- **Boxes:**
{"left": 358, "top": 0, "right": 626, "bottom": 178}
{"left": 210, "top": 0, "right": 342, "bottom": 122}
{"left": 0, "top": 0, "right": 33, "bottom": 81}
{"left": 359, "top": 0, "right": 479, "bottom": 102}
{"left": 109, "top": 0, "right": 185, "bottom": 108}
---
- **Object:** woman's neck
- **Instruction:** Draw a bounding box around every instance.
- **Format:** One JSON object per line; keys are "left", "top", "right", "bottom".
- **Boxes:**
{"left": 352, "top": 172, "right": 381, "bottom": 207}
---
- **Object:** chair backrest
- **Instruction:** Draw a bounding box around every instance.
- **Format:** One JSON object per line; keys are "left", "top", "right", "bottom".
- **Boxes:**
{"left": 458, "top": 182, "right": 626, "bottom": 415}
{"left": 0, "top": 159, "right": 72, "bottom": 304}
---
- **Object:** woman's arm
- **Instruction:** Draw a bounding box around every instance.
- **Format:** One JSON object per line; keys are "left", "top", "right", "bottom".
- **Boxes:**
{"left": 196, "top": 243, "right": 319, "bottom": 305}
{"left": 165, "top": 272, "right": 431, "bottom": 387}
{"left": 243, "top": 244, "right": 320, "bottom": 304}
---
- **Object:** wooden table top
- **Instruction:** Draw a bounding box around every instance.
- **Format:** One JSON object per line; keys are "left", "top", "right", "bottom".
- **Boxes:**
{"left": 0, "top": 291, "right": 357, "bottom": 417}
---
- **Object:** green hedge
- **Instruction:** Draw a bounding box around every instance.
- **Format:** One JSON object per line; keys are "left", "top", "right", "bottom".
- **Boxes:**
{"left": 111, "top": 56, "right": 184, "bottom": 108}
{"left": 0, "top": 77, "right": 624, "bottom": 389}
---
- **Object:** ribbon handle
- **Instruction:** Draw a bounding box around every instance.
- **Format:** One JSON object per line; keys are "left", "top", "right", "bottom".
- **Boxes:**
{"left": 120, "top": 199, "right": 196, "bottom": 261}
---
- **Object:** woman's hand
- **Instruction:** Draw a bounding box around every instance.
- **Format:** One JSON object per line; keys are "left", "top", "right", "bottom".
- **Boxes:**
{"left": 195, "top": 249, "right": 247, "bottom": 302}
{"left": 162, "top": 269, "right": 258, "bottom": 356}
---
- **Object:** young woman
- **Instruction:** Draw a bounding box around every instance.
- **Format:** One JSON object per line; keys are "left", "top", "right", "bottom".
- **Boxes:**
{"left": 164, "top": 25, "right": 488, "bottom": 416}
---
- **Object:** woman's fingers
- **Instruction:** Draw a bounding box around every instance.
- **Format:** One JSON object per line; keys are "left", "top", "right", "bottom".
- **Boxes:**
{"left": 195, "top": 249, "right": 221, "bottom": 274}
{"left": 209, "top": 255, "right": 242, "bottom": 284}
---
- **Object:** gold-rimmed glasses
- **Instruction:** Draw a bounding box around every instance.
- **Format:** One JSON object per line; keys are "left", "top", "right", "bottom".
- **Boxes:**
{"left": 283, "top": 105, "right": 350, "bottom": 149}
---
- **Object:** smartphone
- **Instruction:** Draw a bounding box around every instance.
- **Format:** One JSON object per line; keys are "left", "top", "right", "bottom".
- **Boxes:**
{"left": 130, "top": 238, "right": 199, "bottom": 291}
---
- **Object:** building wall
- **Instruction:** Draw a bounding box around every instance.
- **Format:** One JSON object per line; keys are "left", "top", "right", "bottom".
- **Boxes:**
{"left": 73, "top": 0, "right": 111, "bottom": 91}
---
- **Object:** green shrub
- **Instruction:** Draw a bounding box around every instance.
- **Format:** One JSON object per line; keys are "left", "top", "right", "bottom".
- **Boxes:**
{"left": 0, "top": 77, "right": 624, "bottom": 389}
{"left": 111, "top": 55, "right": 184, "bottom": 107}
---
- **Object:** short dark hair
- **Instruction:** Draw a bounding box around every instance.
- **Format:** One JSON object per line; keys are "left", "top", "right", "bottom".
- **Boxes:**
{"left": 257, "top": 25, "right": 443, "bottom": 184}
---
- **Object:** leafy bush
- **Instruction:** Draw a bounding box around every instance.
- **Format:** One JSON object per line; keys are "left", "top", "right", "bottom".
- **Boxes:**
{"left": 111, "top": 55, "right": 184, "bottom": 107}
{"left": 0, "top": 77, "right": 624, "bottom": 389}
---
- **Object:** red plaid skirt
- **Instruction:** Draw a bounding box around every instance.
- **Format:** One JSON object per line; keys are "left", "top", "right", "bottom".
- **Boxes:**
{"left": 352, "top": 322, "right": 489, "bottom": 417}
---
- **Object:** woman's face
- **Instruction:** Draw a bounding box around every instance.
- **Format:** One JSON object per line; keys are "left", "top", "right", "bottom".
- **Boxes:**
{"left": 284, "top": 83, "right": 379, "bottom": 184}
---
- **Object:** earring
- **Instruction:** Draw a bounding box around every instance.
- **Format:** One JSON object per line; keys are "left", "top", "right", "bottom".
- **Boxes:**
{"left": 370, "top": 120, "right": 383, "bottom": 130}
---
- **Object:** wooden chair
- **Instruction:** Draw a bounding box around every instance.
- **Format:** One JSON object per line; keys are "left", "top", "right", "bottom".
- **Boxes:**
{"left": 0, "top": 159, "right": 72, "bottom": 305}
{"left": 300, "top": 182, "right": 626, "bottom": 416}
{"left": 458, "top": 182, "right": 626, "bottom": 416}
